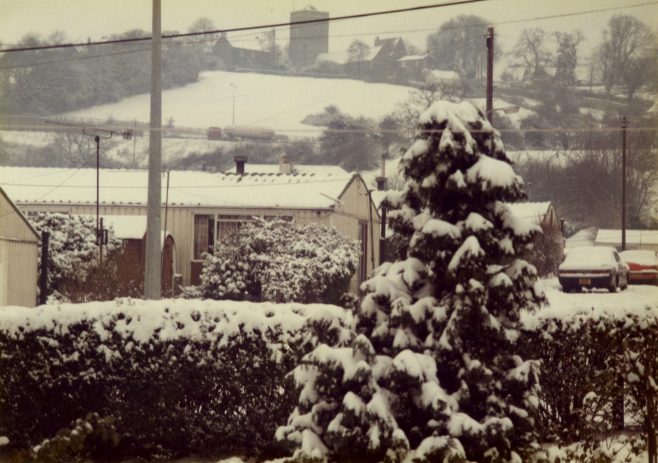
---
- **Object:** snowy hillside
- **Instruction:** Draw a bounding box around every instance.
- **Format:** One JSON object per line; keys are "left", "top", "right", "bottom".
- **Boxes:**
{"left": 63, "top": 71, "right": 415, "bottom": 136}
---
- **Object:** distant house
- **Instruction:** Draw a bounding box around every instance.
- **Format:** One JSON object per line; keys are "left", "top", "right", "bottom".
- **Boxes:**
{"left": 366, "top": 36, "right": 408, "bottom": 78}
{"left": 0, "top": 164, "right": 380, "bottom": 293}
{"left": 397, "top": 54, "right": 436, "bottom": 82}
{"left": 506, "top": 202, "right": 562, "bottom": 234}
{"left": 212, "top": 33, "right": 272, "bottom": 70}
{"left": 0, "top": 186, "right": 39, "bottom": 307}
{"left": 595, "top": 229, "right": 658, "bottom": 252}
{"left": 425, "top": 69, "right": 461, "bottom": 86}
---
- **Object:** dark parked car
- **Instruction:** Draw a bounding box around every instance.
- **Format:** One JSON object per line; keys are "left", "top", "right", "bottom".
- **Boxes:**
{"left": 558, "top": 246, "right": 628, "bottom": 292}
{"left": 620, "top": 250, "right": 658, "bottom": 285}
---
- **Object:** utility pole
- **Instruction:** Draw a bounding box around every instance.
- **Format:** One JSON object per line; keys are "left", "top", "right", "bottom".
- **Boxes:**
{"left": 376, "top": 153, "right": 387, "bottom": 266}
{"left": 82, "top": 129, "right": 113, "bottom": 264}
{"left": 486, "top": 26, "right": 494, "bottom": 125}
{"left": 621, "top": 116, "right": 627, "bottom": 251}
{"left": 145, "top": 0, "right": 162, "bottom": 299}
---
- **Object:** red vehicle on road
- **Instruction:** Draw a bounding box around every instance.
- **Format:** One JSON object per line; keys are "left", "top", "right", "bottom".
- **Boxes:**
{"left": 620, "top": 250, "right": 658, "bottom": 285}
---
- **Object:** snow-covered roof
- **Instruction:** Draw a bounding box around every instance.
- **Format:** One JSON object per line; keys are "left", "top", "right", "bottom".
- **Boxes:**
{"left": 0, "top": 167, "right": 356, "bottom": 210}
{"left": 364, "top": 46, "right": 383, "bottom": 61}
{"left": 397, "top": 54, "right": 428, "bottom": 62}
{"left": 225, "top": 163, "right": 349, "bottom": 176}
{"left": 505, "top": 202, "right": 551, "bottom": 225}
{"left": 314, "top": 51, "right": 349, "bottom": 65}
{"left": 566, "top": 227, "right": 597, "bottom": 248}
{"left": 426, "top": 70, "right": 460, "bottom": 83}
{"left": 596, "top": 229, "right": 658, "bottom": 246}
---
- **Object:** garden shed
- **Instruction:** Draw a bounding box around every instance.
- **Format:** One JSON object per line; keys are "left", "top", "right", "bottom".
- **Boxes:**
{"left": 0, "top": 186, "right": 39, "bottom": 307}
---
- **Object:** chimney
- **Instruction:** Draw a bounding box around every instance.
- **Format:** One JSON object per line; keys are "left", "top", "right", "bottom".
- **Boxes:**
{"left": 279, "top": 153, "right": 293, "bottom": 174}
{"left": 234, "top": 155, "right": 247, "bottom": 175}
{"left": 375, "top": 176, "right": 387, "bottom": 191}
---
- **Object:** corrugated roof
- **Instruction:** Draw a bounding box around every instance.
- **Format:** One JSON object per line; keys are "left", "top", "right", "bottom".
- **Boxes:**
{"left": 225, "top": 163, "right": 349, "bottom": 176}
{"left": 0, "top": 166, "right": 355, "bottom": 210}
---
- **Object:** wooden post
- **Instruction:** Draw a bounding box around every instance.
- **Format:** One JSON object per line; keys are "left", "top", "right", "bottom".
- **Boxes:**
{"left": 39, "top": 231, "right": 49, "bottom": 305}
{"left": 621, "top": 116, "right": 627, "bottom": 251}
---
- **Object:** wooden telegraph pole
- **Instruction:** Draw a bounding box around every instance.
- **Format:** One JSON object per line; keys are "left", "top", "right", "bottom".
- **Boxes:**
{"left": 621, "top": 116, "right": 627, "bottom": 251}
{"left": 145, "top": 0, "right": 162, "bottom": 299}
{"left": 486, "top": 27, "right": 494, "bottom": 125}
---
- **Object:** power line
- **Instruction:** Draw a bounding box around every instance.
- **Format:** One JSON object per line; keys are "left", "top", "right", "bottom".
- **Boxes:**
{"left": 0, "top": 0, "right": 488, "bottom": 54}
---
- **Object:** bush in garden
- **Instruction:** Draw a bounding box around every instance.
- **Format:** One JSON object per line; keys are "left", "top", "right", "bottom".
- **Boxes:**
{"left": 194, "top": 219, "right": 361, "bottom": 304}
{"left": 277, "top": 101, "right": 545, "bottom": 462}
{"left": 0, "top": 299, "right": 354, "bottom": 460}
{"left": 29, "top": 212, "right": 121, "bottom": 302}
{"left": 521, "top": 307, "right": 658, "bottom": 460}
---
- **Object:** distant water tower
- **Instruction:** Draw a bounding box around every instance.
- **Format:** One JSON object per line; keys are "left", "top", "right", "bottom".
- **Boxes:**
{"left": 289, "top": 5, "right": 329, "bottom": 68}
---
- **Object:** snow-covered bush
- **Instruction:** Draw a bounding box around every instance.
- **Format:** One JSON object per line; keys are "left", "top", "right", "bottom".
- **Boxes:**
{"left": 194, "top": 219, "right": 360, "bottom": 304}
{"left": 277, "top": 101, "right": 546, "bottom": 462}
{"left": 0, "top": 299, "right": 353, "bottom": 460}
{"left": 29, "top": 212, "right": 121, "bottom": 302}
{"left": 521, "top": 306, "right": 658, "bottom": 459}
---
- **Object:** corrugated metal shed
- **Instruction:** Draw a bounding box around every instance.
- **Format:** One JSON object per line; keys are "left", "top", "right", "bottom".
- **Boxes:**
{"left": 0, "top": 187, "right": 39, "bottom": 307}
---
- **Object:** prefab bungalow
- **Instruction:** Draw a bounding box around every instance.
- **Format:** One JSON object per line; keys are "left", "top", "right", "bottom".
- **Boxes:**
{"left": 0, "top": 166, "right": 380, "bottom": 293}
{"left": 0, "top": 186, "right": 39, "bottom": 307}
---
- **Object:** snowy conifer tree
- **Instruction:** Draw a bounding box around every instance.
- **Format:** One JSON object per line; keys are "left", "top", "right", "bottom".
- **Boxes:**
{"left": 278, "top": 101, "right": 545, "bottom": 462}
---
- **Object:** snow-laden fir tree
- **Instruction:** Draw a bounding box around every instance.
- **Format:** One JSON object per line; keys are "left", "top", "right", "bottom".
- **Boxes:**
{"left": 277, "top": 101, "right": 545, "bottom": 463}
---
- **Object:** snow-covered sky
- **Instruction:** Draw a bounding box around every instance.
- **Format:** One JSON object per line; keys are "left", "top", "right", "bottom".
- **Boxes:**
{"left": 1, "top": 0, "right": 656, "bottom": 57}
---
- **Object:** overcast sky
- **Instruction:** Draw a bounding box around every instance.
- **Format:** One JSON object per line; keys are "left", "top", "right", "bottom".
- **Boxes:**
{"left": 1, "top": 0, "right": 657, "bottom": 60}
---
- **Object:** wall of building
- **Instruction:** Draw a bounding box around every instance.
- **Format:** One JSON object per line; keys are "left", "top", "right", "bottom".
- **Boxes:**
{"left": 16, "top": 188, "right": 381, "bottom": 294}
{"left": 0, "top": 192, "right": 39, "bottom": 307}
{"left": 330, "top": 177, "right": 381, "bottom": 292}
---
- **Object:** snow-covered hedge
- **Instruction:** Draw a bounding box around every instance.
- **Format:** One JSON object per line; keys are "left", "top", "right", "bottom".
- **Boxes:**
{"left": 0, "top": 299, "right": 353, "bottom": 459}
{"left": 190, "top": 219, "right": 360, "bottom": 304}
{"left": 521, "top": 292, "right": 658, "bottom": 454}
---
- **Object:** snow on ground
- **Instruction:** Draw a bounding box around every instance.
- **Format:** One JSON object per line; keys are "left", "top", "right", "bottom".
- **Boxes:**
{"left": 64, "top": 70, "right": 414, "bottom": 136}
{"left": 469, "top": 97, "right": 535, "bottom": 129}
{"left": 0, "top": 130, "right": 58, "bottom": 147}
{"left": 523, "top": 278, "right": 658, "bottom": 329}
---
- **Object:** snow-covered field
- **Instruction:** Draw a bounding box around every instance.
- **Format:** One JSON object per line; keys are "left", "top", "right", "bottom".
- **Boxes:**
{"left": 63, "top": 70, "right": 415, "bottom": 135}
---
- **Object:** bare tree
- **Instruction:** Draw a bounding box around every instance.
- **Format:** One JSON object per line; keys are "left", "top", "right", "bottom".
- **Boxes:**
{"left": 554, "top": 31, "right": 583, "bottom": 86}
{"left": 597, "top": 14, "right": 655, "bottom": 95}
{"left": 347, "top": 39, "right": 370, "bottom": 76}
{"left": 513, "top": 28, "right": 553, "bottom": 80}
{"left": 426, "top": 15, "right": 492, "bottom": 82}
{"left": 188, "top": 17, "right": 216, "bottom": 53}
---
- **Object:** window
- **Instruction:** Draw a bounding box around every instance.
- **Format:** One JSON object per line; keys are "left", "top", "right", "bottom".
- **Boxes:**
{"left": 193, "top": 213, "right": 254, "bottom": 260}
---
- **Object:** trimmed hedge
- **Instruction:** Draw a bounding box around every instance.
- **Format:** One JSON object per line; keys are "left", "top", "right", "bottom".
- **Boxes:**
{"left": 521, "top": 303, "right": 658, "bottom": 454}
{"left": 0, "top": 299, "right": 353, "bottom": 460}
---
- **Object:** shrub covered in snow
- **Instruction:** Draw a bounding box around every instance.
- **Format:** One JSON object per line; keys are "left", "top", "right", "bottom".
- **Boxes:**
{"left": 0, "top": 299, "right": 353, "bottom": 459}
{"left": 277, "top": 101, "right": 546, "bottom": 462}
{"left": 29, "top": 212, "right": 121, "bottom": 302}
{"left": 521, "top": 302, "right": 658, "bottom": 458}
{"left": 193, "top": 219, "right": 360, "bottom": 304}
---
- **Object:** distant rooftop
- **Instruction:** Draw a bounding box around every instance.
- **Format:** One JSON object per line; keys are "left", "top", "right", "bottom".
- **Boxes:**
{"left": 0, "top": 166, "right": 355, "bottom": 210}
